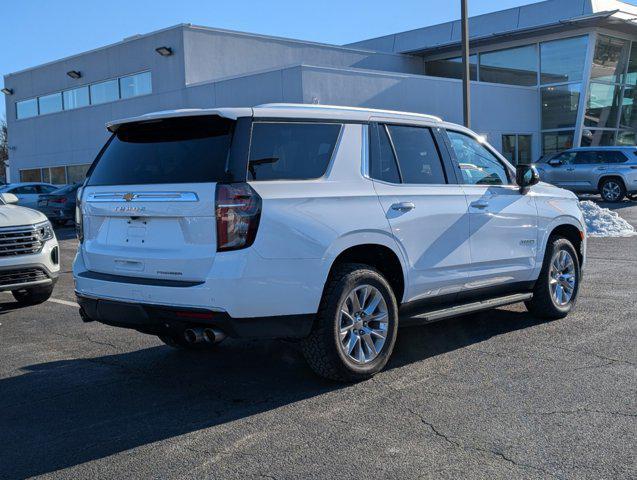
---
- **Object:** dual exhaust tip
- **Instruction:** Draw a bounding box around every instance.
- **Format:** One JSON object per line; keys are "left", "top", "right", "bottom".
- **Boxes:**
{"left": 183, "top": 327, "right": 226, "bottom": 345}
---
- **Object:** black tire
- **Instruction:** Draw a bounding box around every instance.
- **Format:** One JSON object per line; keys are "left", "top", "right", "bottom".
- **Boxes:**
{"left": 301, "top": 263, "right": 399, "bottom": 382}
{"left": 525, "top": 236, "right": 580, "bottom": 320}
{"left": 599, "top": 177, "right": 626, "bottom": 202}
{"left": 12, "top": 284, "right": 54, "bottom": 306}
{"left": 158, "top": 334, "right": 217, "bottom": 350}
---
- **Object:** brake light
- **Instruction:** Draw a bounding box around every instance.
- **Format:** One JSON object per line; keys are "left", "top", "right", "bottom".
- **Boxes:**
{"left": 50, "top": 197, "right": 67, "bottom": 204}
{"left": 215, "top": 183, "right": 261, "bottom": 252}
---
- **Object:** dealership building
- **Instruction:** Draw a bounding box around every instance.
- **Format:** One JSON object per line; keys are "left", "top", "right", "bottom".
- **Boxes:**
{"left": 2, "top": 0, "right": 637, "bottom": 183}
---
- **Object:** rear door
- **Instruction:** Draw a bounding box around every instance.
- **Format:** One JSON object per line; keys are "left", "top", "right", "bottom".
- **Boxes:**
{"left": 369, "top": 122, "right": 471, "bottom": 303}
{"left": 445, "top": 129, "right": 538, "bottom": 291}
{"left": 570, "top": 151, "right": 606, "bottom": 192}
{"left": 80, "top": 115, "right": 247, "bottom": 283}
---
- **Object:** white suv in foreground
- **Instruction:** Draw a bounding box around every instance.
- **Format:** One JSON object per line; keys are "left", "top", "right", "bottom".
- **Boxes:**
{"left": 0, "top": 193, "right": 59, "bottom": 305}
{"left": 74, "top": 104, "right": 586, "bottom": 381}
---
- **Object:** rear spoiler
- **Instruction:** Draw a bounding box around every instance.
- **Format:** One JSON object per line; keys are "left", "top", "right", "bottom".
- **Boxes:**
{"left": 106, "top": 108, "right": 253, "bottom": 132}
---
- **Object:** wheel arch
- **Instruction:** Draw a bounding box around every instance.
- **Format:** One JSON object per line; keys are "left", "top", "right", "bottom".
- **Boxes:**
{"left": 322, "top": 233, "right": 408, "bottom": 304}
{"left": 597, "top": 175, "right": 626, "bottom": 192}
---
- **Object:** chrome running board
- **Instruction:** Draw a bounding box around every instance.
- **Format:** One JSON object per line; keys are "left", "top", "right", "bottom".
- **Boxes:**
{"left": 402, "top": 293, "right": 533, "bottom": 325}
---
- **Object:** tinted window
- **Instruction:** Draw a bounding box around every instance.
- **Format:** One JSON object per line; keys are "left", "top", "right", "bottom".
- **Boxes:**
{"left": 369, "top": 124, "right": 400, "bottom": 183}
{"left": 37, "top": 185, "right": 57, "bottom": 193}
{"left": 553, "top": 151, "right": 577, "bottom": 165}
{"left": 52, "top": 184, "right": 80, "bottom": 195}
{"left": 90, "top": 79, "right": 119, "bottom": 105}
{"left": 13, "top": 185, "right": 38, "bottom": 194}
{"left": 248, "top": 123, "right": 341, "bottom": 181}
{"left": 577, "top": 150, "right": 628, "bottom": 164}
{"left": 447, "top": 131, "right": 509, "bottom": 185}
{"left": 541, "top": 84, "right": 581, "bottom": 129}
{"left": 385, "top": 126, "right": 446, "bottom": 184}
{"left": 88, "top": 116, "right": 235, "bottom": 186}
{"left": 425, "top": 55, "right": 477, "bottom": 81}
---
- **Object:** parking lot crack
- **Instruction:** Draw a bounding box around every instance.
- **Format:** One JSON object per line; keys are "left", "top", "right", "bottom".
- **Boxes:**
{"left": 552, "top": 345, "right": 634, "bottom": 367}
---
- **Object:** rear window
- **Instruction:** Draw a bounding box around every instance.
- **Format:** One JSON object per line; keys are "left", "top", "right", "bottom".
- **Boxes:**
{"left": 247, "top": 122, "right": 341, "bottom": 181}
{"left": 87, "top": 116, "right": 235, "bottom": 186}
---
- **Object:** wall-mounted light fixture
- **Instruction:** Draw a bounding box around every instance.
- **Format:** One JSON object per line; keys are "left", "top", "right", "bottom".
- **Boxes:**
{"left": 155, "top": 46, "right": 173, "bottom": 56}
{"left": 1, "top": 88, "right": 13, "bottom": 95}
{"left": 66, "top": 70, "right": 82, "bottom": 79}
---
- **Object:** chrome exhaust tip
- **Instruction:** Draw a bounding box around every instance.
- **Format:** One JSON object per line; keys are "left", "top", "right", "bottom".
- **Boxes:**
{"left": 203, "top": 328, "right": 226, "bottom": 344}
{"left": 183, "top": 328, "right": 205, "bottom": 344}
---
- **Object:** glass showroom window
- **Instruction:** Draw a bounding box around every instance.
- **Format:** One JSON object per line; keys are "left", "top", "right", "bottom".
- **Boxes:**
{"left": 63, "top": 86, "right": 89, "bottom": 110}
{"left": 617, "top": 130, "right": 636, "bottom": 145}
{"left": 38, "top": 92, "right": 63, "bottom": 115}
{"left": 479, "top": 45, "right": 537, "bottom": 86}
{"left": 16, "top": 98, "right": 38, "bottom": 119}
{"left": 90, "top": 79, "right": 119, "bottom": 105}
{"left": 541, "top": 83, "right": 581, "bottom": 130}
{"left": 591, "top": 35, "right": 630, "bottom": 84}
{"left": 119, "top": 71, "right": 152, "bottom": 99}
{"left": 542, "top": 130, "right": 574, "bottom": 155}
{"left": 585, "top": 82, "right": 621, "bottom": 129}
{"left": 502, "top": 134, "right": 532, "bottom": 165}
{"left": 425, "top": 55, "right": 477, "bottom": 81}
{"left": 620, "top": 83, "right": 636, "bottom": 130}
{"left": 540, "top": 36, "right": 588, "bottom": 85}
{"left": 581, "top": 129, "right": 616, "bottom": 147}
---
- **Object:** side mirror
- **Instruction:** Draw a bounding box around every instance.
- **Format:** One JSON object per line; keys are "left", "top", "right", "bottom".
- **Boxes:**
{"left": 516, "top": 164, "right": 540, "bottom": 193}
{"left": 548, "top": 158, "right": 562, "bottom": 166}
{"left": 0, "top": 193, "right": 19, "bottom": 204}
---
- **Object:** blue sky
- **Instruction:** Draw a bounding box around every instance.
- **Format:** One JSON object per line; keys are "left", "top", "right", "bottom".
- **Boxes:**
{"left": 1, "top": 0, "right": 636, "bottom": 119}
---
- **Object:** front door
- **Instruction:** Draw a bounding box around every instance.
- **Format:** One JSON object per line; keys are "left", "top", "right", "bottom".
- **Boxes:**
{"left": 368, "top": 123, "right": 471, "bottom": 303}
{"left": 543, "top": 151, "right": 578, "bottom": 188}
{"left": 446, "top": 130, "right": 539, "bottom": 292}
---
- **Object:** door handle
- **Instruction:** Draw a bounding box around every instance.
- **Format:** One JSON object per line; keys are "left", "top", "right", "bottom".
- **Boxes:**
{"left": 390, "top": 202, "right": 415, "bottom": 212}
{"left": 470, "top": 201, "right": 489, "bottom": 209}
{"left": 597, "top": 167, "right": 607, "bottom": 171}
{"left": 566, "top": 167, "right": 575, "bottom": 171}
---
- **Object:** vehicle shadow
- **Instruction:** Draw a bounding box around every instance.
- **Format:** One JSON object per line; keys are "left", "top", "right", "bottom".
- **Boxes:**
{"left": 53, "top": 226, "right": 76, "bottom": 241}
{"left": 0, "top": 308, "right": 547, "bottom": 479}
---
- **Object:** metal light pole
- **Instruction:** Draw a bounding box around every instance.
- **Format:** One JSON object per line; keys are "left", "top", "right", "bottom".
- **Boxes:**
{"left": 461, "top": 0, "right": 471, "bottom": 128}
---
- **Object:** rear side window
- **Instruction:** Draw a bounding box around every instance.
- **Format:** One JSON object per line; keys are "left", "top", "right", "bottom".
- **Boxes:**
{"left": 602, "top": 151, "right": 628, "bottom": 163}
{"left": 386, "top": 126, "right": 447, "bottom": 184}
{"left": 447, "top": 130, "right": 509, "bottom": 185}
{"left": 248, "top": 122, "right": 341, "bottom": 181}
{"left": 369, "top": 124, "right": 401, "bottom": 183}
{"left": 87, "top": 116, "right": 235, "bottom": 186}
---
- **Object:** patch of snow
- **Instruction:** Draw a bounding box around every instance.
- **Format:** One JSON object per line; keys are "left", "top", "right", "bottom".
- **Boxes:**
{"left": 579, "top": 201, "right": 636, "bottom": 237}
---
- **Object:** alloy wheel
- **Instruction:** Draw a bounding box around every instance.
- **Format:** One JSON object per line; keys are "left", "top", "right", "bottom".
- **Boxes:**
{"left": 338, "top": 284, "right": 388, "bottom": 364}
{"left": 549, "top": 249, "right": 576, "bottom": 306}
{"left": 602, "top": 181, "right": 621, "bottom": 201}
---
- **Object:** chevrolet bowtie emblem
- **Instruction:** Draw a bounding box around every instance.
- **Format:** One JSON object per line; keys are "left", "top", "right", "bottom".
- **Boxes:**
{"left": 123, "top": 193, "right": 135, "bottom": 202}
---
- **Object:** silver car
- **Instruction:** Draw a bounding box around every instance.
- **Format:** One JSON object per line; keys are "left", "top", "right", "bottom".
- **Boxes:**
{"left": 535, "top": 147, "right": 637, "bottom": 202}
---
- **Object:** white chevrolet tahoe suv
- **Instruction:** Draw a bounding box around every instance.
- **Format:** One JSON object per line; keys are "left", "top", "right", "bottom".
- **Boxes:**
{"left": 0, "top": 192, "right": 59, "bottom": 305}
{"left": 74, "top": 104, "right": 586, "bottom": 381}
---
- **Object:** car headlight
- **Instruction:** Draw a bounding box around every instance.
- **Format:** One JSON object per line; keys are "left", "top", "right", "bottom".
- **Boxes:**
{"left": 35, "top": 221, "right": 55, "bottom": 241}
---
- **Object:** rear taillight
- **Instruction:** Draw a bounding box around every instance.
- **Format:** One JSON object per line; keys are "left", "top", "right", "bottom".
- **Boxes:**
{"left": 50, "top": 197, "right": 67, "bottom": 204}
{"left": 75, "top": 187, "right": 84, "bottom": 243}
{"left": 215, "top": 183, "right": 261, "bottom": 252}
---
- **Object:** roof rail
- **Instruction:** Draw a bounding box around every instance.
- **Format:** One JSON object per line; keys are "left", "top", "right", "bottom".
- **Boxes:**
{"left": 257, "top": 103, "right": 443, "bottom": 122}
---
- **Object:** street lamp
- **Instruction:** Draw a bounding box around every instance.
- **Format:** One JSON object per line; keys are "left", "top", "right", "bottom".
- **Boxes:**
{"left": 66, "top": 70, "right": 82, "bottom": 79}
{"left": 461, "top": 0, "right": 471, "bottom": 128}
{"left": 155, "top": 46, "right": 173, "bottom": 56}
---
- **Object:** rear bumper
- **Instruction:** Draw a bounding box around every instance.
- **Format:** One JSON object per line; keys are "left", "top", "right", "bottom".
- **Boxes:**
{"left": 76, "top": 294, "right": 314, "bottom": 339}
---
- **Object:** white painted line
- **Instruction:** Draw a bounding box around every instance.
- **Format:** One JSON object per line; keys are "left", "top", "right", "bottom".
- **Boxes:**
{"left": 48, "top": 298, "right": 80, "bottom": 308}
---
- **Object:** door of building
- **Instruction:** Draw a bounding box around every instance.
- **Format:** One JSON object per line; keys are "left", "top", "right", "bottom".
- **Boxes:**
{"left": 502, "top": 134, "right": 532, "bottom": 165}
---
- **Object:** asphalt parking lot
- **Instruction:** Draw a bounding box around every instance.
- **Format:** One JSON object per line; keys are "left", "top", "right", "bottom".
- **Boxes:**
{"left": 1, "top": 200, "right": 635, "bottom": 480}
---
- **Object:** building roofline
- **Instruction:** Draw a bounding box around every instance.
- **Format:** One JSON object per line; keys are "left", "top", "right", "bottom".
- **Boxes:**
{"left": 4, "top": 22, "right": 416, "bottom": 80}
{"left": 4, "top": 24, "right": 189, "bottom": 79}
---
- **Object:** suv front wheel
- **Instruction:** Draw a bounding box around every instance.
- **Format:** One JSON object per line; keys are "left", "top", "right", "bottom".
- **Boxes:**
{"left": 525, "top": 236, "right": 580, "bottom": 319}
{"left": 302, "top": 263, "right": 398, "bottom": 382}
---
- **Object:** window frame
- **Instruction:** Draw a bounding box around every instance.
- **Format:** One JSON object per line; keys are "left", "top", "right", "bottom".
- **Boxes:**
{"left": 367, "top": 122, "right": 452, "bottom": 186}
{"left": 444, "top": 128, "right": 515, "bottom": 186}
